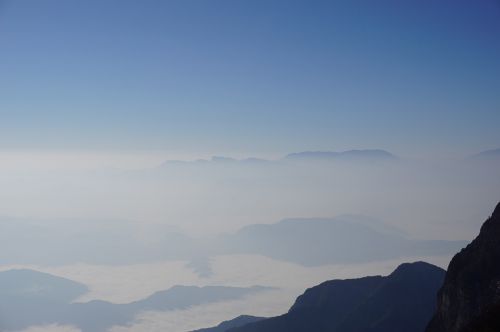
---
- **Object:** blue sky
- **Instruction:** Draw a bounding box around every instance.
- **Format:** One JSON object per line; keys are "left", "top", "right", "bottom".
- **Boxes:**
{"left": 1, "top": 0, "right": 499, "bottom": 157}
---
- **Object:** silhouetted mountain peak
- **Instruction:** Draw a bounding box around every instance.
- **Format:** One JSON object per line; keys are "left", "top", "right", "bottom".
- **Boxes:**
{"left": 491, "top": 201, "right": 500, "bottom": 219}
{"left": 390, "top": 261, "right": 445, "bottom": 279}
{"left": 477, "top": 201, "right": 500, "bottom": 239}
{"left": 229, "top": 262, "right": 445, "bottom": 332}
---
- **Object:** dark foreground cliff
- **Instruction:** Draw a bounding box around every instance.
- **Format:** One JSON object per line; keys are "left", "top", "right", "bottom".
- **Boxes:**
{"left": 426, "top": 202, "right": 500, "bottom": 332}
{"left": 228, "top": 261, "right": 445, "bottom": 332}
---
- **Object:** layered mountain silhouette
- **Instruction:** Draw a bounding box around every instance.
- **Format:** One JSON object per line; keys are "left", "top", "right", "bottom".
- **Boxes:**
{"left": 216, "top": 217, "right": 466, "bottom": 266}
{"left": 160, "top": 148, "right": 500, "bottom": 166}
{"left": 222, "top": 262, "right": 445, "bottom": 332}
{"left": 0, "top": 269, "right": 270, "bottom": 332}
{"left": 5, "top": 203, "right": 500, "bottom": 332}
{"left": 65, "top": 285, "right": 270, "bottom": 332}
{"left": 159, "top": 149, "right": 398, "bottom": 167}
{"left": 426, "top": 202, "right": 500, "bottom": 332}
{"left": 200, "top": 202, "right": 500, "bottom": 332}
{"left": 0, "top": 215, "right": 466, "bottom": 270}
{"left": 0, "top": 269, "right": 88, "bottom": 329}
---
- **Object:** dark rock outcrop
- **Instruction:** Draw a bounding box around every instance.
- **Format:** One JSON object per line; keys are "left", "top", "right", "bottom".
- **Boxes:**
{"left": 426, "top": 202, "right": 500, "bottom": 332}
{"left": 229, "top": 262, "right": 445, "bottom": 332}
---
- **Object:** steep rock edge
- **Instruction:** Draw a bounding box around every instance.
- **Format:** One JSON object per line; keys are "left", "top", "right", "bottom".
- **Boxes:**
{"left": 426, "top": 202, "right": 500, "bottom": 332}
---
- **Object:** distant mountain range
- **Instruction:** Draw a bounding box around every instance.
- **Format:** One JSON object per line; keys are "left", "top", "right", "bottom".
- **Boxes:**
{"left": 214, "top": 216, "right": 467, "bottom": 266}
{"left": 3, "top": 203, "right": 500, "bottom": 332}
{"left": 160, "top": 149, "right": 398, "bottom": 167}
{"left": 470, "top": 148, "right": 500, "bottom": 160}
{"left": 0, "top": 215, "right": 466, "bottom": 272}
{"left": 0, "top": 269, "right": 270, "bottom": 332}
{"left": 160, "top": 148, "right": 500, "bottom": 166}
{"left": 284, "top": 149, "right": 397, "bottom": 161}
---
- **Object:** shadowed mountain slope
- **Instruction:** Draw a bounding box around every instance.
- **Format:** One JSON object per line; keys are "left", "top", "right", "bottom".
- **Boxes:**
{"left": 426, "top": 202, "right": 500, "bottom": 332}
{"left": 228, "top": 262, "right": 445, "bottom": 332}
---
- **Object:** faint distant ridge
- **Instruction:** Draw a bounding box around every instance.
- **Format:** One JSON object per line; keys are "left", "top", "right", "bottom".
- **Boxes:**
{"left": 0, "top": 269, "right": 271, "bottom": 332}
{"left": 160, "top": 155, "right": 269, "bottom": 167}
{"left": 218, "top": 216, "right": 467, "bottom": 266}
{"left": 159, "top": 149, "right": 397, "bottom": 167}
{"left": 284, "top": 149, "right": 397, "bottom": 161}
{"left": 470, "top": 147, "right": 500, "bottom": 160}
{"left": 0, "top": 269, "right": 88, "bottom": 303}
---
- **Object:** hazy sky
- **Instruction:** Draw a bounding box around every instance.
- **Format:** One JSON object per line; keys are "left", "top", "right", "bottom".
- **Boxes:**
{"left": 1, "top": 0, "right": 499, "bottom": 157}
{"left": 1, "top": 3, "right": 500, "bottom": 331}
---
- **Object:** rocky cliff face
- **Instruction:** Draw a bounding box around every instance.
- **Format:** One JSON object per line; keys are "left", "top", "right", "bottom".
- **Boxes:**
{"left": 426, "top": 202, "right": 500, "bottom": 332}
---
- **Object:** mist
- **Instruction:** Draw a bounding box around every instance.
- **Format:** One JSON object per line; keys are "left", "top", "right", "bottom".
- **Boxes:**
{"left": 1, "top": 150, "right": 498, "bottom": 239}
{"left": 1, "top": 151, "right": 499, "bottom": 331}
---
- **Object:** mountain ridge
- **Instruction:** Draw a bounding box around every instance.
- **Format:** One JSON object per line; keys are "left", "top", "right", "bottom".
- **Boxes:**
{"left": 159, "top": 149, "right": 398, "bottom": 167}
{"left": 284, "top": 149, "right": 397, "bottom": 161}
{"left": 0, "top": 269, "right": 270, "bottom": 332}
{"left": 226, "top": 261, "right": 445, "bottom": 332}
{"left": 219, "top": 217, "right": 467, "bottom": 266}
{"left": 191, "top": 315, "right": 266, "bottom": 332}
{"left": 471, "top": 148, "right": 500, "bottom": 160}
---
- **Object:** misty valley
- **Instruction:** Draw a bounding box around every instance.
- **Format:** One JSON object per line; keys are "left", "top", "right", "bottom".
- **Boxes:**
{"left": 1, "top": 151, "right": 500, "bottom": 331}
{"left": 1, "top": 0, "right": 500, "bottom": 331}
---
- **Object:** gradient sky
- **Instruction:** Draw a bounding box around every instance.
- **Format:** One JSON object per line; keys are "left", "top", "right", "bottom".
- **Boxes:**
{"left": 1, "top": 0, "right": 499, "bottom": 157}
